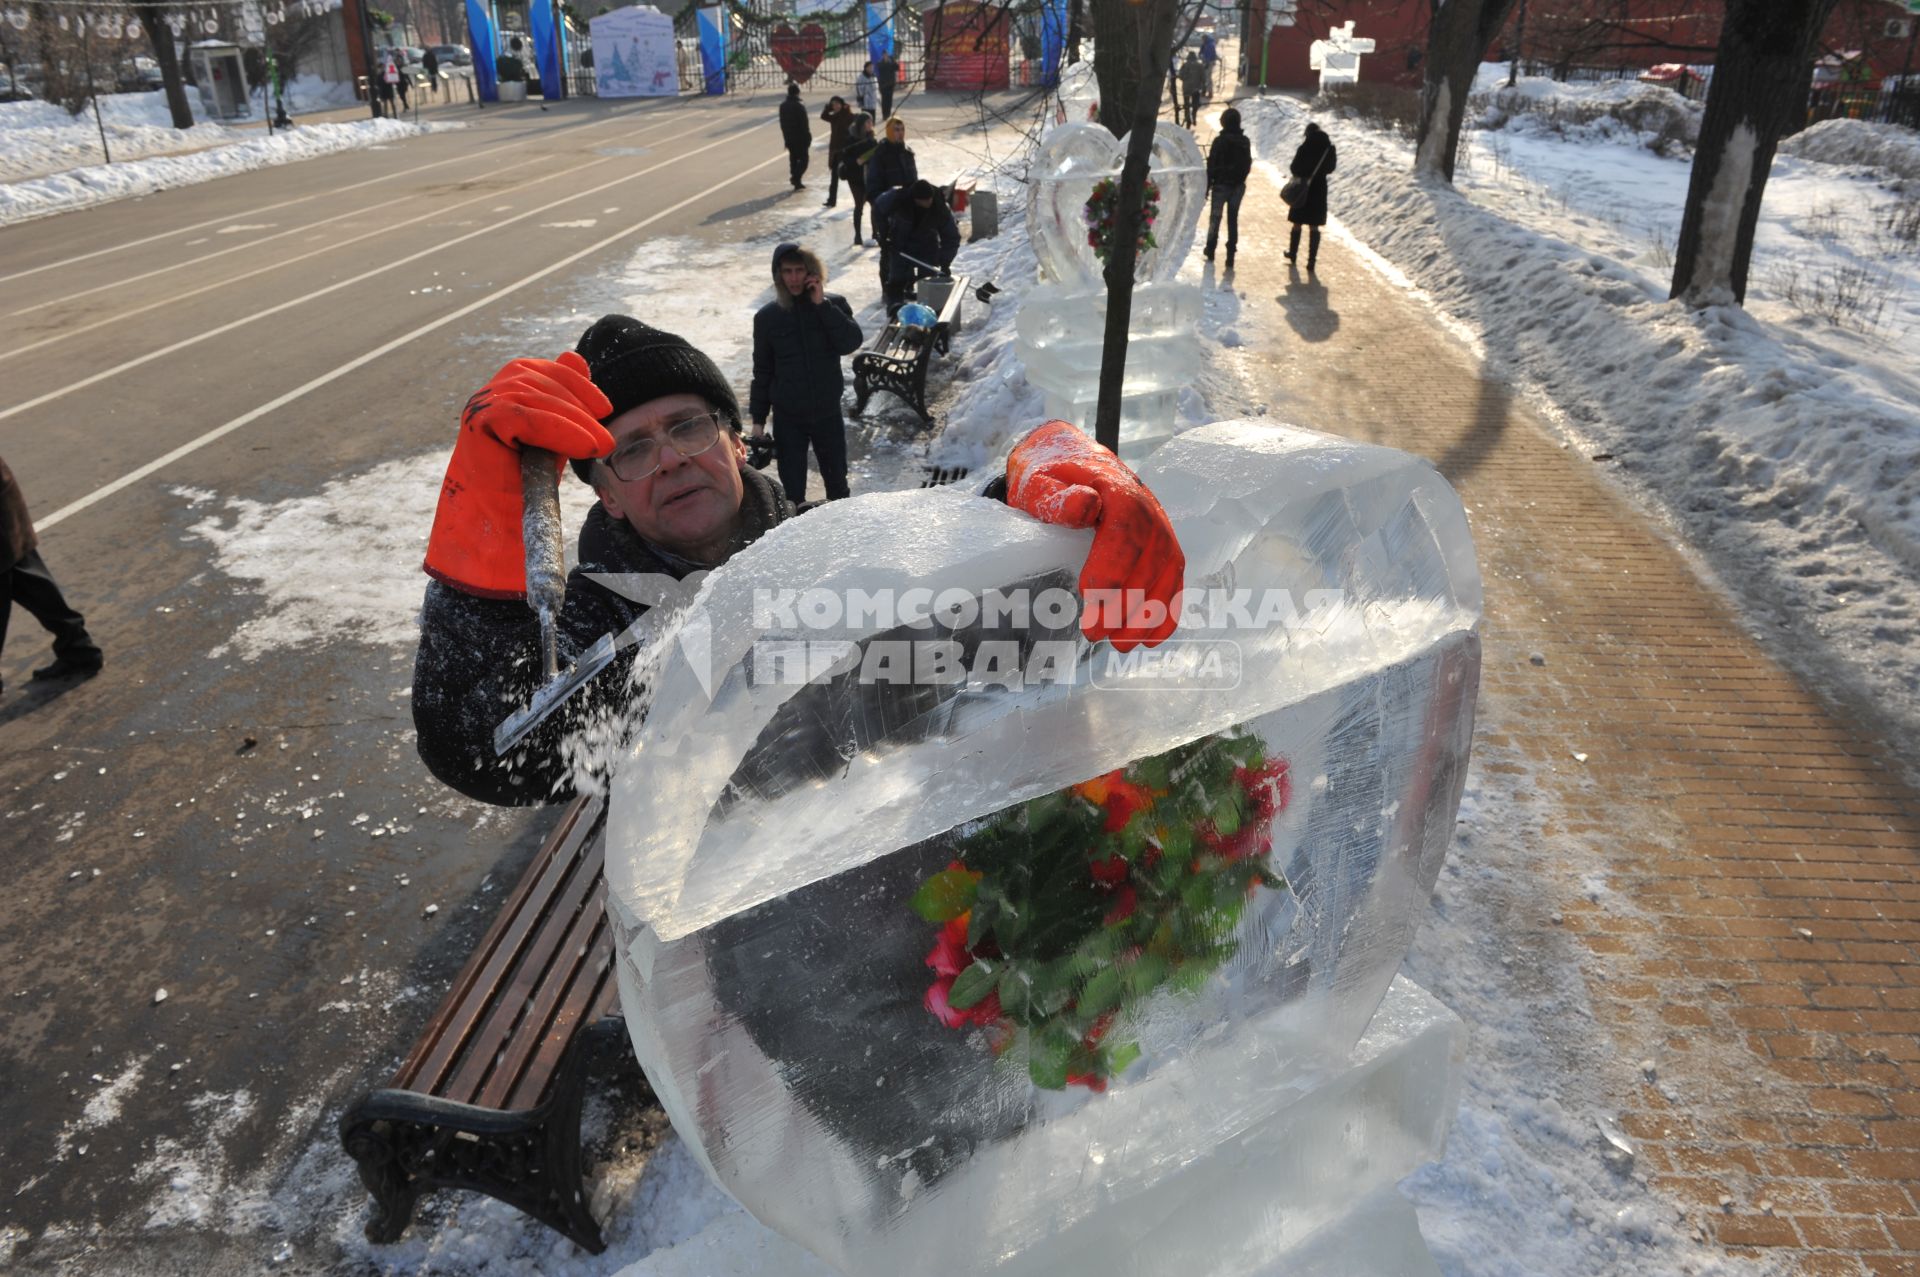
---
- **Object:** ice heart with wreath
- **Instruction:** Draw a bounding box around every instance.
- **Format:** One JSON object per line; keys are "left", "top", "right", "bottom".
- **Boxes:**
{"left": 770, "top": 23, "right": 827, "bottom": 84}
{"left": 1025, "top": 121, "right": 1207, "bottom": 288}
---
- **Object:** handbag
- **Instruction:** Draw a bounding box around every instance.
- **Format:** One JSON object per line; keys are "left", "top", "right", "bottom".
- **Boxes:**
{"left": 1280, "top": 145, "right": 1328, "bottom": 208}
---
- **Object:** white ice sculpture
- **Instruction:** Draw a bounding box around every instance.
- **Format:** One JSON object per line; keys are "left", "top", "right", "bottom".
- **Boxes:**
{"left": 1016, "top": 122, "right": 1206, "bottom": 462}
{"left": 1309, "top": 21, "right": 1374, "bottom": 89}
{"left": 603, "top": 420, "right": 1481, "bottom": 1277}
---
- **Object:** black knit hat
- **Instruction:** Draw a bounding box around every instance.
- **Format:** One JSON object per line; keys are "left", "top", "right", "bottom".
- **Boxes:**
{"left": 570, "top": 315, "right": 741, "bottom": 483}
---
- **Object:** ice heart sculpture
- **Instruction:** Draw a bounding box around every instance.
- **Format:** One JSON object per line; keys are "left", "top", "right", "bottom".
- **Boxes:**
{"left": 770, "top": 22, "right": 827, "bottom": 83}
{"left": 1025, "top": 121, "right": 1206, "bottom": 287}
{"left": 603, "top": 421, "right": 1482, "bottom": 1277}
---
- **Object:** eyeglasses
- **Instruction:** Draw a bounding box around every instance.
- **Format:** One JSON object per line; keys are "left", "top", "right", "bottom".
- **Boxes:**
{"left": 602, "top": 410, "right": 726, "bottom": 482}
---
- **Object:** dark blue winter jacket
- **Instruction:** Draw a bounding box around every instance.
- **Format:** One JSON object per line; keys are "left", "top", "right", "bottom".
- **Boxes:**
{"left": 750, "top": 242, "right": 864, "bottom": 426}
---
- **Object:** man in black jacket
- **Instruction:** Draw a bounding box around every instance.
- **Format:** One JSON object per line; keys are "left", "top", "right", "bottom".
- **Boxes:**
{"left": 882, "top": 180, "right": 960, "bottom": 311}
{"left": 750, "top": 243, "right": 863, "bottom": 503}
{"left": 876, "top": 51, "right": 900, "bottom": 120}
{"left": 778, "top": 82, "right": 811, "bottom": 189}
{"left": 1204, "top": 106, "right": 1254, "bottom": 267}
{"left": 411, "top": 319, "right": 1186, "bottom": 807}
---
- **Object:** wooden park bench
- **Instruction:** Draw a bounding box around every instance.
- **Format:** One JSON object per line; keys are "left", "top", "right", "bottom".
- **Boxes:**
{"left": 852, "top": 272, "right": 972, "bottom": 426}
{"left": 339, "top": 793, "right": 624, "bottom": 1253}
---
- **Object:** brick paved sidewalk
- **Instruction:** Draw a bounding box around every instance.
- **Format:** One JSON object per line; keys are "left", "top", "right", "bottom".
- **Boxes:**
{"left": 1192, "top": 102, "right": 1920, "bottom": 1277}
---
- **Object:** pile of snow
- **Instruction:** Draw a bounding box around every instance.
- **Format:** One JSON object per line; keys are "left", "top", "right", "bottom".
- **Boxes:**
{"left": 0, "top": 92, "right": 249, "bottom": 183}
{"left": 0, "top": 116, "right": 453, "bottom": 227}
{"left": 1244, "top": 88, "right": 1920, "bottom": 745}
{"left": 1469, "top": 67, "right": 1702, "bottom": 152}
{"left": 1780, "top": 117, "right": 1920, "bottom": 183}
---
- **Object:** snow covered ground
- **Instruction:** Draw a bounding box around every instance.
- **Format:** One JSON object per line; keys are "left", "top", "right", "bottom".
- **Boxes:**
{"left": 139, "top": 96, "right": 1816, "bottom": 1276}
{"left": 0, "top": 88, "right": 459, "bottom": 227}
{"left": 1243, "top": 71, "right": 1920, "bottom": 764}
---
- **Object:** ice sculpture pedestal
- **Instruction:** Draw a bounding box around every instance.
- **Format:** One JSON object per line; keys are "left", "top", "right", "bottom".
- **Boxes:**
{"left": 615, "top": 976, "right": 1461, "bottom": 1277}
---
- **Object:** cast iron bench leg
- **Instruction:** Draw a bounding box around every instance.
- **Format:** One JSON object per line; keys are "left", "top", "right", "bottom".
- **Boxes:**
{"left": 339, "top": 1017, "right": 625, "bottom": 1254}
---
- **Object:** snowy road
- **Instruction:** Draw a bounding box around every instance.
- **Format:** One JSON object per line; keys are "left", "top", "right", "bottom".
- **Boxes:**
{"left": 0, "top": 88, "right": 1000, "bottom": 1274}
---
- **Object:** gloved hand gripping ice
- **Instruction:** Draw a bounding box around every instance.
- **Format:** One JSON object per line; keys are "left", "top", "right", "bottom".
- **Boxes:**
{"left": 1007, "top": 421, "right": 1184, "bottom": 652}
{"left": 423, "top": 352, "right": 615, "bottom": 599}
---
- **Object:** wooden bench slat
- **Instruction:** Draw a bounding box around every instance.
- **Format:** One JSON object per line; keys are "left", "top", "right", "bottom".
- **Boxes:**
{"left": 394, "top": 794, "right": 603, "bottom": 1095}
{"left": 480, "top": 878, "right": 610, "bottom": 1110}
{"left": 443, "top": 839, "right": 605, "bottom": 1104}
{"left": 503, "top": 920, "right": 618, "bottom": 1112}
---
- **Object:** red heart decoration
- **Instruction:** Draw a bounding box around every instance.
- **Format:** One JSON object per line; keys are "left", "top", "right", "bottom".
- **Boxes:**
{"left": 770, "top": 22, "right": 827, "bottom": 84}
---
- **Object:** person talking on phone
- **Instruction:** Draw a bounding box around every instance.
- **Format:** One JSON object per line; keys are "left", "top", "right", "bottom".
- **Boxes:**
{"left": 750, "top": 243, "right": 864, "bottom": 504}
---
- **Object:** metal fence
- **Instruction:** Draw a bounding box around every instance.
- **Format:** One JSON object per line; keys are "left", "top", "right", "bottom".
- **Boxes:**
{"left": 1807, "top": 82, "right": 1920, "bottom": 130}
{"left": 667, "top": 1, "right": 928, "bottom": 96}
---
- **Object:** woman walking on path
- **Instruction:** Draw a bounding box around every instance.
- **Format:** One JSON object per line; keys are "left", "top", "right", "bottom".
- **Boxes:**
{"left": 840, "top": 113, "right": 878, "bottom": 245}
{"left": 1286, "top": 122, "right": 1336, "bottom": 273}
{"left": 819, "top": 95, "right": 854, "bottom": 208}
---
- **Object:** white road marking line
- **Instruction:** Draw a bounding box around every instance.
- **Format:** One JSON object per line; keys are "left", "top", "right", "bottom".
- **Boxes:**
{"left": 0, "top": 98, "right": 680, "bottom": 287}
{"left": 0, "top": 123, "right": 690, "bottom": 364}
{"left": 0, "top": 120, "right": 768, "bottom": 421}
{"left": 2, "top": 113, "right": 688, "bottom": 321}
{"left": 37, "top": 149, "right": 786, "bottom": 532}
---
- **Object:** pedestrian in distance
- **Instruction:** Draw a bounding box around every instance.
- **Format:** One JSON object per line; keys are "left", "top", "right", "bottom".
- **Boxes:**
{"left": 1285, "top": 121, "right": 1337, "bottom": 273}
{"left": 410, "top": 323, "right": 1185, "bottom": 805}
{"left": 855, "top": 61, "right": 879, "bottom": 116}
{"left": 423, "top": 45, "right": 441, "bottom": 94}
{"left": 866, "top": 117, "right": 917, "bottom": 286}
{"left": 1198, "top": 31, "right": 1218, "bottom": 99}
{"left": 841, "top": 112, "right": 878, "bottom": 245}
{"left": 819, "top": 94, "right": 854, "bottom": 208}
{"left": 1, "top": 457, "right": 103, "bottom": 695}
{"left": 876, "top": 51, "right": 900, "bottom": 121}
{"left": 1178, "top": 52, "right": 1205, "bottom": 129}
{"left": 779, "top": 82, "right": 811, "bottom": 189}
{"left": 391, "top": 51, "right": 412, "bottom": 111}
{"left": 1203, "top": 106, "right": 1252, "bottom": 268}
{"left": 882, "top": 179, "right": 960, "bottom": 313}
{"left": 750, "top": 244, "right": 863, "bottom": 505}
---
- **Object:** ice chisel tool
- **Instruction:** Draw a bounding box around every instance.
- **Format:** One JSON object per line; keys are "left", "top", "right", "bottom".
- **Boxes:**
{"left": 491, "top": 449, "right": 619, "bottom": 756}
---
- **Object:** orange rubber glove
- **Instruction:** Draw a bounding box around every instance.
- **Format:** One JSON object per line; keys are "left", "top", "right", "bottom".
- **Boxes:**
{"left": 1006, "top": 421, "right": 1184, "bottom": 652}
{"left": 423, "top": 352, "right": 614, "bottom": 599}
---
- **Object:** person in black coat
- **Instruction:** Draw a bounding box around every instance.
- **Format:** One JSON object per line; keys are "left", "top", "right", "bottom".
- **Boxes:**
{"left": 819, "top": 95, "right": 854, "bottom": 208}
{"left": 1203, "top": 106, "right": 1253, "bottom": 266}
{"left": 882, "top": 179, "right": 960, "bottom": 311}
{"left": 1286, "top": 122, "right": 1337, "bottom": 273}
{"left": 839, "top": 113, "right": 877, "bottom": 245}
{"left": 750, "top": 243, "right": 864, "bottom": 503}
{"left": 1, "top": 457, "right": 102, "bottom": 694}
{"left": 876, "top": 51, "right": 900, "bottom": 120}
{"left": 779, "top": 82, "right": 811, "bottom": 189}
{"left": 866, "top": 117, "right": 918, "bottom": 287}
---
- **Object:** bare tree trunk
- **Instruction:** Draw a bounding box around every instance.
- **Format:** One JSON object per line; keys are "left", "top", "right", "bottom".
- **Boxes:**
{"left": 1088, "top": 0, "right": 1178, "bottom": 454}
{"left": 134, "top": 4, "right": 195, "bottom": 127}
{"left": 1413, "top": 0, "right": 1518, "bottom": 182}
{"left": 1669, "top": 0, "right": 1837, "bottom": 306}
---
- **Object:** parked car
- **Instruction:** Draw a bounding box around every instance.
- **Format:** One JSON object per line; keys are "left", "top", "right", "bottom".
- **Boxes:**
{"left": 428, "top": 43, "right": 472, "bottom": 67}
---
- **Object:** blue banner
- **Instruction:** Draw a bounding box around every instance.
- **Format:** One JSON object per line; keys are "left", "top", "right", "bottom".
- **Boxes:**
{"left": 528, "top": 0, "right": 562, "bottom": 96}
{"left": 1039, "top": 0, "right": 1067, "bottom": 87}
{"left": 865, "top": 2, "right": 891, "bottom": 64}
{"left": 696, "top": 5, "right": 727, "bottom": 95}
{"left": 465, "top": 0, "right": 499, "bottom": 101}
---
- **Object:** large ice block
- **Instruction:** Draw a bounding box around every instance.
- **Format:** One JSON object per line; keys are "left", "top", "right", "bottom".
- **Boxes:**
{"left": 614, "top": 976, "right": 1464, "bottom": 1277}
{"left": 603, "top": 420, "right": 1481, "bottom": 1276}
